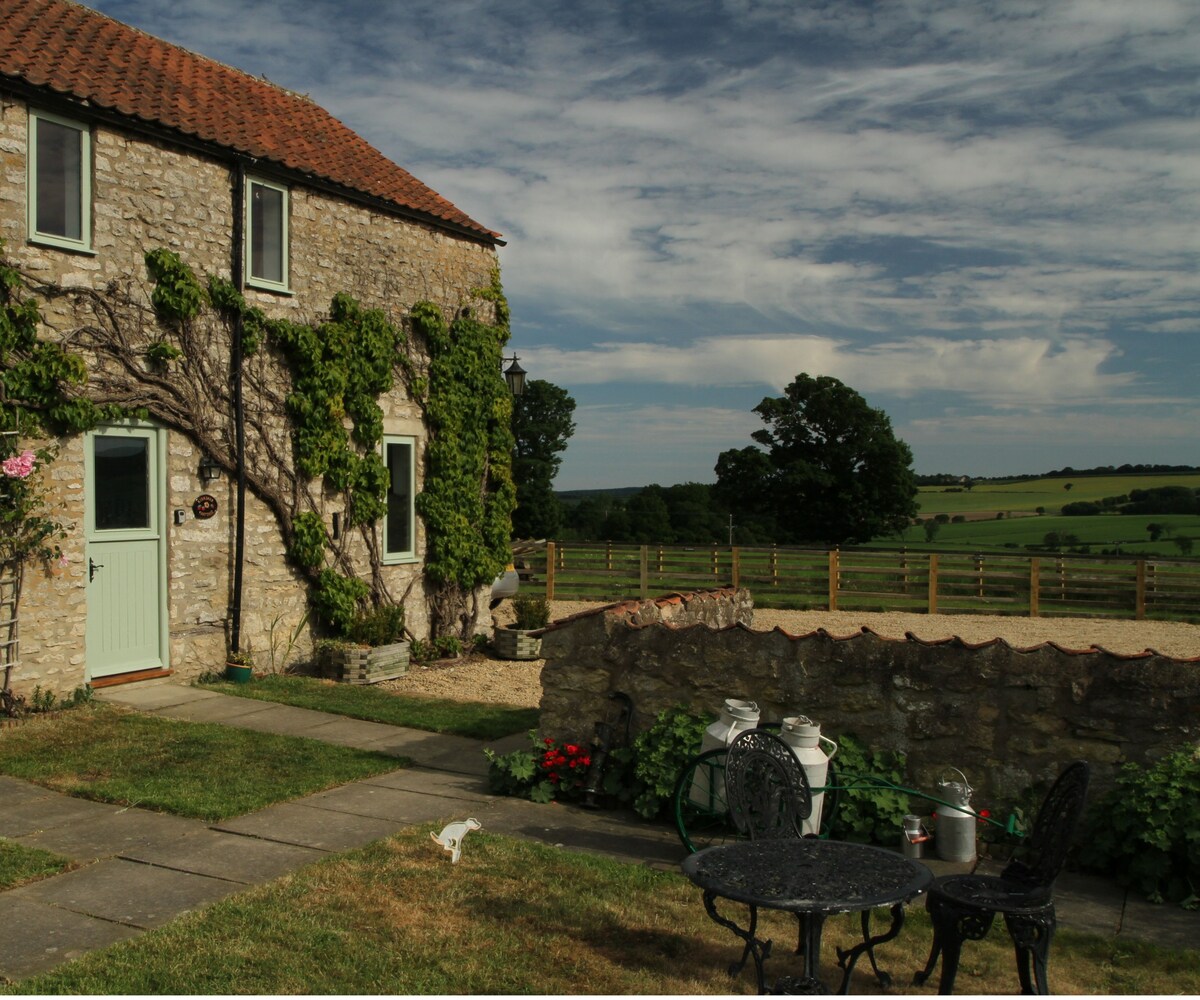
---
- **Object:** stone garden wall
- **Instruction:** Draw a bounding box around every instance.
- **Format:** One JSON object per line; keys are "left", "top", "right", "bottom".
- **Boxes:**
{"left": 537, "top": 589, "right": 1200, "bottom": 800}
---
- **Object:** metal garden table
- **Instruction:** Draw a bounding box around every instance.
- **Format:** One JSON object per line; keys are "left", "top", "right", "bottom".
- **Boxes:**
{"left": 681, "top": 838, "right": 933, "bottom": 994}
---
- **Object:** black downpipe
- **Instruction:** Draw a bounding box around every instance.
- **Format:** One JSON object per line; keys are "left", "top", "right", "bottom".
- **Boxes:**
{"left": 230, "top": 165, "right": 247, "bottom": 653}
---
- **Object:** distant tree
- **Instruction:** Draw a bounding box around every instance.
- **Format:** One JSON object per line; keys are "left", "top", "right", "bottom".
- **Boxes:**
{"left": 1064, "top": 483, "right": 1074, "bottom": 492}
{"left": 1043, "top": 531, "right": 1061, "bottom": 549}
{"left": 714, "top": 373, "right": 918, "bottom": 546}
{"left": 625, "top": 488, "right": 672, "bottom": 543}
{"left": 923, "top": 519, "right": 940, "bottom": 543}
{"left": 1175, "top": 535, "right": 1194, "bottom": 556}
{"left": 511, "top": 379, "right": 576, "bottom": 539}
{"left": 1146, "top": 523, "right": 1164, "bottom": 542}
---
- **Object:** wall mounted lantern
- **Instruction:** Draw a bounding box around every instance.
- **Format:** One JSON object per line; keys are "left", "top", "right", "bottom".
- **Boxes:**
{"left": 501, "top": 356, "right": 527, "bottom": 396}
{"left": 198, "top": 456, "right": 222, "bottom": 483}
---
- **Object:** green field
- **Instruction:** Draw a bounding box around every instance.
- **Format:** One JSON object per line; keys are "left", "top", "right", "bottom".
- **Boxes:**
{"left": 892, "top": 513, "right": 1200, "bottom": 557}
{"left": 916, "top": 473, "right": 1200, "bottom": 518}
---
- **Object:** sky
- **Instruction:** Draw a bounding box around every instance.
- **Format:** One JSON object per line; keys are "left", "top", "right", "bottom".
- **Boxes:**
{"left": 85, "top": 0, "right": 1199, "bottom": 490}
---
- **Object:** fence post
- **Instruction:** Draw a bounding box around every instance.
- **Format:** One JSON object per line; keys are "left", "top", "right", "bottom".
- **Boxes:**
{"left": 1135, "top": 559, "right": 1146, "bottom": 619}
{"left": 606, "top": 541, "right": 613, "bottom": 572}
{"left": 771, "top": 545, "right": 778, "bottom": 587}
{"left": 1029, "top": 557, "right": 1039, "bottom": 617}
{"left": 712, "top": 544, "right": 719, "bottom": 579}
{"left": 828, "top": 550, "right": 839, "bottom": 611}
{"left": 731, "top": 547, "right": 740, "bottom": 589}
{"left": 639, "top": 545, "right": 649, "bottom": 599}
{"left": 545, "top": 542, "right": 556, "bottom": 600}
{"left": 928, "top": 553, "right": 939, "bottom": 614}
{"left": 975, "top": 554, "right": 984, "bottom": 599}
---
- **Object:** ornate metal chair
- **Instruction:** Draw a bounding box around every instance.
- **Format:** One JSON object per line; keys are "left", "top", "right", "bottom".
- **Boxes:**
{"left": 724, "top": 727, "right": 813, "bottom": 840}
{"left": 914, "top": 760, "right": 1091, "bottom": 995}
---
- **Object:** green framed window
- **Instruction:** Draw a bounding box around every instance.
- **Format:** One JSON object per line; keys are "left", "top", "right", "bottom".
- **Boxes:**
{"left": 28, "top": 109, "right": 92, "bottom": 252}
{"left": 245, "top": 175, "right": 289, "bottom": 291}
{"left": 382, "top": 435, "right": 416, "bottom": 562}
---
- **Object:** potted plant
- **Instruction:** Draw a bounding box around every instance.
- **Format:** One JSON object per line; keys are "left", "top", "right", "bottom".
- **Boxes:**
{"left": 225, "top": 648, "right": 255, "bottom": 684}
{"left": 493, "top": 595, "right": 550, "bottom": 660}
{"left": 317, "top": 602, "right": 409, "bottom": 685}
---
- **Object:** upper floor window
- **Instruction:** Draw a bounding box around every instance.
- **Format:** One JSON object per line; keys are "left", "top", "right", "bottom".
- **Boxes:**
{"left": 382, "top": 435, "right": 416, "bottom": 563}
{"left": 245, "top": 176, "right": 289, "bottom": 291}
{"left": 28, "top": 110, "right": 91, "bottom": 252}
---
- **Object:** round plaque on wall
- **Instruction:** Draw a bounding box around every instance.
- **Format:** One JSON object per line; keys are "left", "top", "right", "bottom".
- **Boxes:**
{"left": 192, "top": 494, "right": 218, "bottom": 519}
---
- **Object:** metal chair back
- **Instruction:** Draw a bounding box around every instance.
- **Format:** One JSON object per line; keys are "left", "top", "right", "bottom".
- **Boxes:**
{"left": 1000, "top": 759, "right": 1091, "bottom": 891}
{"left": 724, "top": 728, "right": 813, "bottom": 840}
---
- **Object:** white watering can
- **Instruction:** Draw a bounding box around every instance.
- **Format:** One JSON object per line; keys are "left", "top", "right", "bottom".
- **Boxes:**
{"left": 779, "top": 715, "right": 838, "bottom": 836}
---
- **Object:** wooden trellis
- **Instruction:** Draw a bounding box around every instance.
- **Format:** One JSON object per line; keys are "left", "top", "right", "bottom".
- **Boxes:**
{"left": 1, "top": 400, "right": 22, "bottom": 711}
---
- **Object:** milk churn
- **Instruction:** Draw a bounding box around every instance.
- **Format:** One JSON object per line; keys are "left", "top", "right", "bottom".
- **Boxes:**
{"left": 779, "top": 715, "right": 838, "bottom": 836}
{"left": 901, "top": 814, "right": 930, "bottom": 859}
{"left": 688, "top": 699, "right": 760, "bottom": 809}
{"left": 934, "top": 767, "right": 977, "bottom": 863}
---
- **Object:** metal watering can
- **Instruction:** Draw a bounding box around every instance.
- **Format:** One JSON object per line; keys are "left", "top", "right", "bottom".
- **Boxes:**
{"left": 934, "top": 766, "right": 977, "bottom": 863}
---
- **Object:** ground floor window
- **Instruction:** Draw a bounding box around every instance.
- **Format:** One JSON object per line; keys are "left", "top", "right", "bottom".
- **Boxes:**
{"left": 382, "top": 435, "right": 415, "bottom": 562}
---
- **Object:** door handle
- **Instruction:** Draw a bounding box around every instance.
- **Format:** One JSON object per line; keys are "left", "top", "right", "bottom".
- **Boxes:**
{"left": 89, "top": 558, "right": 104, "bottom": 582}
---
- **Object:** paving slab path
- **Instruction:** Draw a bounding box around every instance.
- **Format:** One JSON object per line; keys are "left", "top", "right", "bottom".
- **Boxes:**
{"left": 0, "top": 681, "right": 1194, "bottom": 983}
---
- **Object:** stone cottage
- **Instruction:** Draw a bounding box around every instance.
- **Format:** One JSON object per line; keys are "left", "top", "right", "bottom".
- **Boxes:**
{"left": 0, "top": 0, "right": 508, "bottom": 695}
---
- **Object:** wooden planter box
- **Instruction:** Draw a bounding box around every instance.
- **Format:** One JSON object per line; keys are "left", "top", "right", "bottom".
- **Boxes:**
{"left": 493, "top": 626, "right": 543, "bottom": 660}
{"left": 319, "top": 640, "right": 410, "bottom": 684}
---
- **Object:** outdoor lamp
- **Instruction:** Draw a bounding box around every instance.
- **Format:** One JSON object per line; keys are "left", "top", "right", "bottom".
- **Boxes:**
{"left": 198, "top": 456, "right": 222, "bottom": 482}
{"left": 502, "top": 356, "right": 527, "bottom": 396}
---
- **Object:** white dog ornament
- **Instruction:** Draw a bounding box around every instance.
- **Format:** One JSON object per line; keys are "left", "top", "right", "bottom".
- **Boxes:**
{"left": 430, "top": 817, "right": 481, "bottom": 863}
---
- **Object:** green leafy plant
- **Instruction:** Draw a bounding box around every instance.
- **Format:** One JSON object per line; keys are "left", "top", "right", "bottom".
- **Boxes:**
{"left": 226, "top": 649, "right": 254, "bottom": 667}
{"left": 345, "top": 603, "right": 406, "bottom": 647}
{"left": 433, "top": 635, "right": 461, "bottom": 659}
{"left": 411, "top": 283, "right": 516, "bottom": 639}
{"left": 483, "top": 731, "right": 593, "bottom": 805}
{"left": 144, "top": 339, "right": 183, "bottom": 365}
{"left": 602, "top": 705, "right": 712, "bottom": 818}
{"left": 265, "top": 609, "right": 310, "bottom": 675}
{"left": 408, "top": 639, "right": 432, "bottom": 664}
{"left": 1078, "top": 745, "right": 1200, "bottom": 907}
{"left": 510, "top": 594, "right": 550, "bottom": 631}
{"left": 826, "top": 734, "right": 912, "bottom": 844}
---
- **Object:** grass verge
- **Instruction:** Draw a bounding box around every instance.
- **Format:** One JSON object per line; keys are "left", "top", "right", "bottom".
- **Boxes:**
{"left": 0, "top": 840, "right": 72, "bottom": 890}
{"left": 201, "top": 674, "right": 538, "bottom": 740}
{"left": 0, "top": 705, "right": 405, "bottom": 821}
{"left": 6, "top": 828, "right": 1198, "bottom": 994}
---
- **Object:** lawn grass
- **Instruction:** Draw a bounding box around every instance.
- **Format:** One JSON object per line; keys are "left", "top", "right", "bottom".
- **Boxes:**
{"left": 201, "top": 674, "right": 538, "bottom": 740}
{"left": 7, "top": 828, "right": 1198, "bottom": 995}
{"left": 0, "top": 705, "right": 405, "bottom": 821}
{"left": 0, "top": 840, "right": 72, "bottom": 890}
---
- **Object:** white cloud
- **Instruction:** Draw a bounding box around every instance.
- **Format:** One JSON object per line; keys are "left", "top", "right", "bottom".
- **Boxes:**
{"left": 526, "top": 334, "right": 1133, "bottom": 404}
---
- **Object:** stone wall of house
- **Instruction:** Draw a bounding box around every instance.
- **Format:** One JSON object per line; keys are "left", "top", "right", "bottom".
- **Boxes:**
{"left": 537, "top": 589, "right": 1200, "bottom": 800}
{"left": 0, "top": 95, "right": 497, "bottom": 695}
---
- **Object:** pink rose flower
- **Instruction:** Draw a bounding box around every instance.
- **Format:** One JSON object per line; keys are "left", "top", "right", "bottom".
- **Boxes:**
{"left": 1, "top": 450, "right": 36, "bottom": 479}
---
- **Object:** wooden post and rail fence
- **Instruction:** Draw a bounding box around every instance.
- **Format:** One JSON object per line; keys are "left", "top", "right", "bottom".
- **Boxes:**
{"left": 520, "top": 541, "right": 1200, "bottom": 621}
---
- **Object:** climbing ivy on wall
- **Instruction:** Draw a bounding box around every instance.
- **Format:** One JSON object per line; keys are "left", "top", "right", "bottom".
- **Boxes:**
{"left": 1, "top": 244, "right": 515, "bottom": 643}
{"left": 411, "top": 272, "right": 517, "bottom": 637}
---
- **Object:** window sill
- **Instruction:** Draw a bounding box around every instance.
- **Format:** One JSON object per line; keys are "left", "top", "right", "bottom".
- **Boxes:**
{"left": 28, "top": 235, "right": 96, "bottom": 256}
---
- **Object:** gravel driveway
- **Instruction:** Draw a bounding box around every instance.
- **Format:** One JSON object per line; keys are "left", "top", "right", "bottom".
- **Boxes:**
{"left": 385, "top": 601, "right": 1200, "bottom": 710}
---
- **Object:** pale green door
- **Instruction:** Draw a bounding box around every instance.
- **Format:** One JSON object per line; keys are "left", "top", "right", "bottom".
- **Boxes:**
{"left": 85, "top": 426, "right": 167, "bottom": 679}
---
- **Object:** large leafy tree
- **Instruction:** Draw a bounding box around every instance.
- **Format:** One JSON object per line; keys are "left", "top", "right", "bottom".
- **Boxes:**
{"left": 511, "top": 378, "right": 576, "bottom": 538}
{"left": 715, "top": 373, "right": 918, "bottom": 545}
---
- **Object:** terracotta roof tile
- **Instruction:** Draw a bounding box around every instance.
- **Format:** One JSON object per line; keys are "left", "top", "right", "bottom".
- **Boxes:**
{"left": 0, "top": 0, "right": 500, "bottom": 242}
